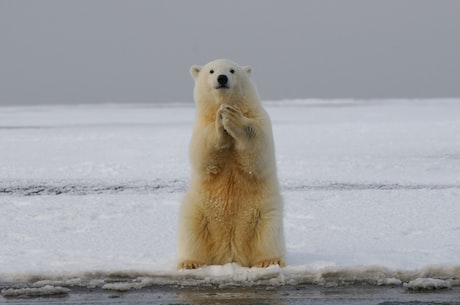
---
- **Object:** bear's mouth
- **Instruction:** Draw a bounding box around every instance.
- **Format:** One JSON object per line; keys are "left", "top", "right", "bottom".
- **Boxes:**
{"left": 216, "top": 85, "right": 229, "bottom": 89}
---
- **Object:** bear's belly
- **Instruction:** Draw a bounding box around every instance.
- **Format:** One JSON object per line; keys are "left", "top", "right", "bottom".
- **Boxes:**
{"left": 200, "top": 169, "right": 264, "bottom": 264}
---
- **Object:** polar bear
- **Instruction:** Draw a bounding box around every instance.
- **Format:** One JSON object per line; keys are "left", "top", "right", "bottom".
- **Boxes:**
{"left": 177, "top": 59, "right": 285, "bottom": 269}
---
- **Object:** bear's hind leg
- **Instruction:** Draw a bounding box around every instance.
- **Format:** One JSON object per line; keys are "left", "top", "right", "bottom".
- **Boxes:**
{"left": 177, "top": 203, "right": 213, "bottom": 269}
{"left": 248, "top": 208, "right": 286, "bottom": 268}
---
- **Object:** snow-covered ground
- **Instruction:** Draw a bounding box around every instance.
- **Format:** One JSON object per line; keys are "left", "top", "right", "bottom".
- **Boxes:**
{"left": 1, "top": 100, "right": 460, "bottom": 293}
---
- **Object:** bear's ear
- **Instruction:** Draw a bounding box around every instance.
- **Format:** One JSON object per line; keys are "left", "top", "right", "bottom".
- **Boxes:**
{"left": 190, "top": 65, "right": 202, "bottom": 79}
{"left": 243, "top": 66, "right": 252, "bottom": 77}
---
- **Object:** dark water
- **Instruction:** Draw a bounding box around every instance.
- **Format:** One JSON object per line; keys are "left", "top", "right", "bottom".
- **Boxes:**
{"left": 2, "top": 286, "right": 460, "bottom": 305}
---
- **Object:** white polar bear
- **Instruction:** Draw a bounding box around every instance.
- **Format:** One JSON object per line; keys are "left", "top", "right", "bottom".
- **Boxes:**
{"left": 177, "top": 59, "right": 285, "bottom": 269}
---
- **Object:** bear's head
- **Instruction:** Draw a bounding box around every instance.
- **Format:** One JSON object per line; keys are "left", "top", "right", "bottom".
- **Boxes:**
{"left": 190, "top": 59, "right": 259, "bottom": 114}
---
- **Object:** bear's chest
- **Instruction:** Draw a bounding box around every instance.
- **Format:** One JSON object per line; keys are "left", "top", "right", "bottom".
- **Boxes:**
{"left": 202, "top": 166, "right": 262, "bottom": 214}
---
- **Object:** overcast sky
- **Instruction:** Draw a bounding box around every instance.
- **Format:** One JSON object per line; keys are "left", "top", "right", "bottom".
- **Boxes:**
{"left": 1, "top": 0, "right": 459, "bottom": 105}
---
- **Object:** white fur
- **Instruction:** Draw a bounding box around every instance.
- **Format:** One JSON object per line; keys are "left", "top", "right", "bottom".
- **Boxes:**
{"left": 177, "top": 59, "right": 285, "bottom": 269}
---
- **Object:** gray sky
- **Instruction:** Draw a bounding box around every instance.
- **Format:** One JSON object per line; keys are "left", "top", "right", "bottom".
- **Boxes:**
{"left": 1, "top": 0, "right": 459, "bottom": 105}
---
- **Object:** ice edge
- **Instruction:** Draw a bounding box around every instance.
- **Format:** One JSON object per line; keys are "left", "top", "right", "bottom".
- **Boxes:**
{"left": 2, "top": 264, "right": 460, "bottom": 295}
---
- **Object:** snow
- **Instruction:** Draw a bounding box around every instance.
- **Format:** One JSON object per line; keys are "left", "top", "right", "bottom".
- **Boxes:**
{"left": 1, "top": 99, "right": 460, "bottom": 293}
{"left": 1, "top": 285, "right": 70, "bottom": 298}
{"left": 404, "top": 278, "right": 452, "bottom": 291}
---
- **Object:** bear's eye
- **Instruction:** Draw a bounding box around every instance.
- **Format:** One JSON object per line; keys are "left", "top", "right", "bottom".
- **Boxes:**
{"left": 230, "top": 69, "right": 235, "bottom": 74}
{"left": 209, "top": 69, "right": 214, "bottom": 74}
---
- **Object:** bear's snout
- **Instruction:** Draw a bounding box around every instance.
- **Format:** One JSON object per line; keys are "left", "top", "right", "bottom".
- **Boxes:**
{"left": 217, "top": 74, "right": 228, "bottom": 87}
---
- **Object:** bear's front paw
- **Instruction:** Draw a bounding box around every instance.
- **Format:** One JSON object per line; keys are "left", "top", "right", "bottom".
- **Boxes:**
{"left": 253, "top": 259, "right": 285, "bottom": 268}
{"left": 217, "top": 104, "right": 248, "bottom": 138}
{"left": 178, "top": 260, "right": 206, "bottom": 270}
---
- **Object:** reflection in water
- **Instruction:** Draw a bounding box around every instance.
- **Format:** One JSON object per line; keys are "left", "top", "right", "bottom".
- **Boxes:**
{"left": 179, "top": 287, "right": 282, "bottom": 305}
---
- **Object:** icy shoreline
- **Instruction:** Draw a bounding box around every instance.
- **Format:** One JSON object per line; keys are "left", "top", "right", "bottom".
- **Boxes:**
{"left": 2, "top": 263, "right": 460, "bottom": 293}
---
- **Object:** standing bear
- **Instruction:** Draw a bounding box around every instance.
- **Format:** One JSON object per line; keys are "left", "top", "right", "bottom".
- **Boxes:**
{"left": 177, "top": 59, "right": 285, "bottom": 269}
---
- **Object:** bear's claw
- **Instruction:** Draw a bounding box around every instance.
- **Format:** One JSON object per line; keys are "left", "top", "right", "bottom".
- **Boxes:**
{"left": 178, "top": 261, "right": 206, "bottom": 270}
{"left": 253, "top": 259, "right": 285, "bottom": 268}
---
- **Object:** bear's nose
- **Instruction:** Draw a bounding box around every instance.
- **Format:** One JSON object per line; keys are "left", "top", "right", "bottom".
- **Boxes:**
{"left": 217, "top": 74, "right": 228, "bottom": 85}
